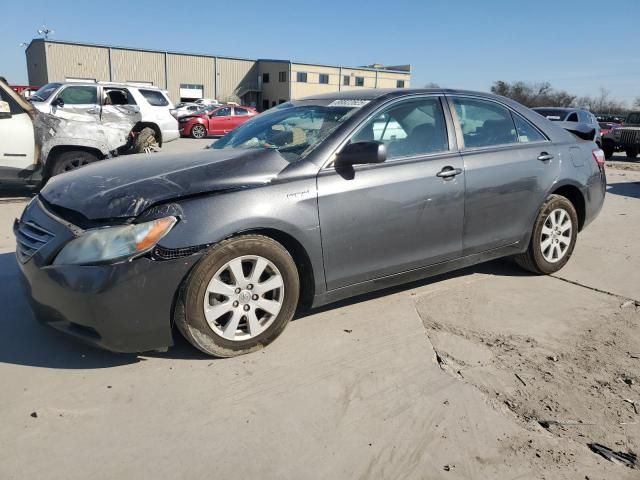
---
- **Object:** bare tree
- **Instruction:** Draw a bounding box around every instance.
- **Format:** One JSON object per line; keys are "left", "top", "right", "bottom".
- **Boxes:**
{"left": 424, "top": 82, "right": 440, "bottom": 88}
{"left": 490, "top": 80, "right": 576, "bottom": 107}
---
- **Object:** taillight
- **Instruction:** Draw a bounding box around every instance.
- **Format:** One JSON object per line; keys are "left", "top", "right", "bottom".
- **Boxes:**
{"left": 592, "top": 148, "right": 605, "bottom": 168}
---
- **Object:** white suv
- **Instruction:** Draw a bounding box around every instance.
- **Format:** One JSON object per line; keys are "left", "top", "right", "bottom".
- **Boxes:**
{"left": 30, "top": 82, "right": 179, "bottom": 153}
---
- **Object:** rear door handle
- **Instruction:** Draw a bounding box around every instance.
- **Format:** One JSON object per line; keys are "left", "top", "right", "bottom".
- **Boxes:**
{"left": 538, "top": 152, "right": 554, "bottom": 161}
{"left": 437, "top": 166, "right": 463, "bottom": 178}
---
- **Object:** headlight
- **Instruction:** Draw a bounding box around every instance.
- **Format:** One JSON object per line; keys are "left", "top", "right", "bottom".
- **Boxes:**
{"left": 53, "top": 216, "right": 177, "bottom": 265}
{"left": 179, "top": 117, "right": 191, "bottom": 123}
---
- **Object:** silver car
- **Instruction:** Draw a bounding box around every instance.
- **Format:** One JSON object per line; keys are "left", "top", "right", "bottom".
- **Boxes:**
{"left": 16, "top": 89, "right": 606, "bottom": 357}
{"left": 30, "top": 81, "right": 179, "bottom": 153}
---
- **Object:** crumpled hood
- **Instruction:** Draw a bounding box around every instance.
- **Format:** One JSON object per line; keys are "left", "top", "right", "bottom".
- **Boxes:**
{"left": 40, "top": 148, "right": 289, "bottom": 220}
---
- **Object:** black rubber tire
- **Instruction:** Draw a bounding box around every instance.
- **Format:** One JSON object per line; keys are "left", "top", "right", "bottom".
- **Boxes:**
{"left": 190, "top": 124, "right": 207, "bottom": 139}
{"left": 514, "top": 194, "right": 578, "bottom": 275}
{"left": 625, "top": 148, "right": 638, "bottom": 159}
{"left": 50, "top": 150, "right": 99, "bottom": 177}
{"left": 132, "top": 127, "right": 158, "bottom": 153}
{"left": 603, "top": 144, "right": 614, "bottom": 160}
{"left": 176, "top": 235, "right": 300, "bottom": 357}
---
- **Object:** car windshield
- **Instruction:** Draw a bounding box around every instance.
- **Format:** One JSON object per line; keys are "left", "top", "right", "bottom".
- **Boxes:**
{"left": 212, "top": 103, "right": 357, "bottom": 161}
{"left": 534, "top": 109, "right": 568, "bottom": 121}
{"left": 31, "top": 82, "right": 61, "bottom": 101}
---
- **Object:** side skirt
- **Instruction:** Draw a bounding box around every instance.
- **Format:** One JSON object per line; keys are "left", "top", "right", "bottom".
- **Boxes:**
{"left": 311, "top": 242, "right": 524, "bottom": 308}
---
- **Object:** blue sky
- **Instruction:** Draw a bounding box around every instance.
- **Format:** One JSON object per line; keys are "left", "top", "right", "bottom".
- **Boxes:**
{"left": 2, "top": 0, "right": 639, "bottom": 103}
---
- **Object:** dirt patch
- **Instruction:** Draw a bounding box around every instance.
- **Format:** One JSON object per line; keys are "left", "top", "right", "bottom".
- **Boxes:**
{"left": 415, "top": 273, "right": 640, "bottom": 473}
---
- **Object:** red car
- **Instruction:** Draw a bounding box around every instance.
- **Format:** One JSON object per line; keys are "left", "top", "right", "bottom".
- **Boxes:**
{"left": 179, "top": 105, "right": 257, "bottom": 138}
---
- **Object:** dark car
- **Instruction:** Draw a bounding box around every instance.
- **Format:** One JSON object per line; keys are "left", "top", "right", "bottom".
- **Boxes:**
{"left": 603, "top": 111, "right": 640, "bottom": 159}
{"left": 179, "top": 105, "right": 257, "bottom": 138}
{"left": 15, "top": 89, "right": 606, "bottom": 357}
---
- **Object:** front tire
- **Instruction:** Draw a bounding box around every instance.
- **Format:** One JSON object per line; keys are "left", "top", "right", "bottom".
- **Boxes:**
{"left": 176, "top": 235, "right": 300, "bottom": 357}
{"left": 625, "top": 148, "right": 638, "bottom": 159}
{"left": 602, "top": 143, "right": 614, "bottom": 160}
{"left": 515, "top": 194, "right": 578, "bottom": 275}
{"left": 50, "top": 150, "right": 99, "bottom": 177}
{"left": 191, "top": 124, "right": 207, "bottom": 139}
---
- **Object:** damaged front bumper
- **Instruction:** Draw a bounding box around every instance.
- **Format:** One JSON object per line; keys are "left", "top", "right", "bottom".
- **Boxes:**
{"left": 15, "top": 197, "right": 201, "bottom": 353}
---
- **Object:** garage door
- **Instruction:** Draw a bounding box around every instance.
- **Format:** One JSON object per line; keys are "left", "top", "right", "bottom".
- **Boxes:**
{"left": 180, "top": 84, "right": 203, "bottom": 100}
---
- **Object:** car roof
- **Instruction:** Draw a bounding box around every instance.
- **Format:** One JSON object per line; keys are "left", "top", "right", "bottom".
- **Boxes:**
{"left": 299, "top": 88, "right": 522, "bottom": 103}
{"left": 532, "top": 107, "right": 574, "bottom": 112}
{"left": 51, "top": 81, "right": 164, "bottom": 91}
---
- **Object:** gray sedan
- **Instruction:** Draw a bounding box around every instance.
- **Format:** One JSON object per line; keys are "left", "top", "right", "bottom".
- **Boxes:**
{"left": 15, "top": 89, "right": 606, "bottom": 357}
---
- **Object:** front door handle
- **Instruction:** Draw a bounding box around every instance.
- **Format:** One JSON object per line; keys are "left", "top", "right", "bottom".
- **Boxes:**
{"left": 437, "top": 166, "right": 463, "bottom": 179}
{"left": 538, "top": 152, "right": 554, "bottom": 161}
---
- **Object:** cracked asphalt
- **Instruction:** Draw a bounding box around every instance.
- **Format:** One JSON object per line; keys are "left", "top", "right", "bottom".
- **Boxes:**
{"left": 0, "top": 142, "right": 639, "bottom": 479}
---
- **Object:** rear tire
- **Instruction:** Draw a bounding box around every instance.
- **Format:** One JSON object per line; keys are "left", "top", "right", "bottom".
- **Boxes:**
{"left": 625, "top": 148, "right": 638, "bottom": 159}
{"left": 50, "top": 150, "right": 99, "bottom": 177}
{"left": 515, "top": 194, "right": 578, "bottom": 275}
{"left": 176, "top": 235, "right": 300, "bottom": 357}
{"left": 132, "top": 127, "right": 159, "bottom": 153}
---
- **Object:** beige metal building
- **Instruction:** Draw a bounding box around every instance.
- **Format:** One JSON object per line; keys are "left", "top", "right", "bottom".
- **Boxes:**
{"left": 25, "top": 39, "right": 411, "bottom": 110}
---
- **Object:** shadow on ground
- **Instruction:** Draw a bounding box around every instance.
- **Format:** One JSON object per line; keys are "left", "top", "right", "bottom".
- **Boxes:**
{"left": 0, "top": 250, "right": 531, "bottom": 370}
{"left": 607, "top": 181, "right": 640, "bottom": 199}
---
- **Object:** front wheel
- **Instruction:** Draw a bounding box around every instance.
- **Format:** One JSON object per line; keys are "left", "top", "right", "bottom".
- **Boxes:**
{"left": 626, "top": 148, "right": 638, "bottom": 159}
{"left": 50, "top": 150, "right": 99, "bottom": 177}
{"left": 515, "top": 194, "right": 578, "bottom": 275}
{"left": 176, "top": 235, "right": 300, "bottom": 357}
{"left": 190, "top": 124, "right": 207, "bottom": 139}
{"left": 602, "top": 143, "right": 614, "bottom": 160}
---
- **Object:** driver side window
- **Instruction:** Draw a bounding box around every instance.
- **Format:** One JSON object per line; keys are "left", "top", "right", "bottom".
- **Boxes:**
{"left": 214, "top": 107, "right": 232, "bottom": 117}
{"left": 350, "top": 97, "right": 449, "bottom": 160}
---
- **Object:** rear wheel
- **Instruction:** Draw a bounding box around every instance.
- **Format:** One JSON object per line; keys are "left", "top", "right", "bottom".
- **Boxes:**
{"left": 625, "top": 148, "right": 638, "bottom": 159}
{"left": 191, "top": 124, "right": 207, "bottom": 139}
{"left": 132, "top": 127, "right": 159, "bottom": 153}
{"left": 50, "top": 150, "right": 99, "bottom": 177}
{"left": 176, "top": 235, "right": 300, "bottom": 357}
{"left": 515, "top": 194, "right": 578, "bottom": 275}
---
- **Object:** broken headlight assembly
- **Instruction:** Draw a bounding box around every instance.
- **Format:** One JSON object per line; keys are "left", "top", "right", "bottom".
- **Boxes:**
{"left": 53, "top": 217, "right": 177, "bottom": 265}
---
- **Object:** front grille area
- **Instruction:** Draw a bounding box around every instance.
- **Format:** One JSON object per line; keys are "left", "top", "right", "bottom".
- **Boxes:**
{"left": 152, "top": 244, "right": 207, "bottom": 261}
{"left": 15, "top": 220, "right": 55, "bottom": 262}
{"left": 620, "top": 130, "right": 640, "bottom": 145}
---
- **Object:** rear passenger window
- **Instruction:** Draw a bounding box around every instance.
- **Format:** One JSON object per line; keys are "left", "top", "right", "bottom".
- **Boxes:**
{"left": 452, "top": 97, "right": 518, "bottom": 148}
{"left": 139, "top": 89, "right": 169, "bottom": 107}
{"left": 234, "top": 108, "right": 249, "bottom": 116}
{"left": 350, "top": 97, "right": 448, "bottom": 160}
{"left": 512, "top": 114, "right": 546, "bottom": 143}
{"left": 57, "top": 86, "right": 97, "bottom": 105}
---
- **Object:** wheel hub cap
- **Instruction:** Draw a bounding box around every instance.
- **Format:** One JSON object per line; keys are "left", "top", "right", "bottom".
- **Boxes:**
{"left": 239, "top": 290, "right": 251, "bottom": 304}
{"left": 540, "top": 208, "right": 572, "bottom": 263}
{"left": 202, "top": 255, "right": 285, "bottom": 341}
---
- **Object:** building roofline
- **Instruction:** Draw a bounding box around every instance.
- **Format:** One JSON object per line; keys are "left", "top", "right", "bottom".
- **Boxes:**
{"left": 27, "top": 39, "right": 412, "bottom": 75}
{"left": 27, "top": 38, "right": 257, "bottom": 63}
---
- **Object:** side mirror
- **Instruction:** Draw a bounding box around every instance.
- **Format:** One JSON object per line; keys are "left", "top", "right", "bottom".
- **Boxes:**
{"left": 0, "top": 101, "right": 11, "bottom": 119}
{"left": 53, "top": 97, "right": 64, "bottom": 108}
{"left": 335, "top": 141, "right": 387, "bottom": 166}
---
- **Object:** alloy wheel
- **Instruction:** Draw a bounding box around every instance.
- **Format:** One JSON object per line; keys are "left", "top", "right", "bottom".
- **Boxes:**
{"left": 192, "top": 125, "right": 206, "bottom": 139}
{"left": 202, "top": 255, "right": 284, "bottom": 341}
{"left": 540, "top": 208, "right": 572, "bottom": 263}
